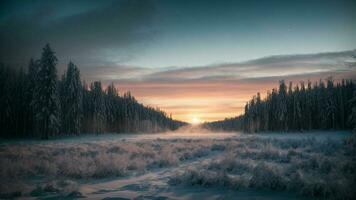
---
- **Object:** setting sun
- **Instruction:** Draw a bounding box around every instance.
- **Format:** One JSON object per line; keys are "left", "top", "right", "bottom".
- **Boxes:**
{"left": 191, "top": 116, "right": 201, "bottom": 125}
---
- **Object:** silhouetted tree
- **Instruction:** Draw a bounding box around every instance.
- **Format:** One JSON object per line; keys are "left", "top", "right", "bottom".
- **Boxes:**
{"left": 60, "top": 62, "right": 82, "bottom": 135}
{"left": 349, "top": 87, "right": 356, "bottom": 131}
{"left": 32, "top": 44, "right": 61, "bottom": 139}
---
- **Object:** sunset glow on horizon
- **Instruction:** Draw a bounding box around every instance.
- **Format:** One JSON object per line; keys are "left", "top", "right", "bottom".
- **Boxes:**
{"left": 110, "top": 68, "right": 356, "bottom": 123}
{"left": 191, "top": 116, "right": 202, "bottom": 125}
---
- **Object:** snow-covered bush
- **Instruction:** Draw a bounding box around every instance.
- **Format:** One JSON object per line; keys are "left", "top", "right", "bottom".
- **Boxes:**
{"left": 249, "top": 162, "right": 286, "bottom": 190}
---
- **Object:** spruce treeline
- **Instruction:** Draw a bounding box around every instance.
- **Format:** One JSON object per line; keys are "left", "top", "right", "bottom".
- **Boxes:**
{"left": 205, "top": 79, "right": 356, "bottom": 132}
{"left": 0, "top": 44, "right": 185, "bottom": 139}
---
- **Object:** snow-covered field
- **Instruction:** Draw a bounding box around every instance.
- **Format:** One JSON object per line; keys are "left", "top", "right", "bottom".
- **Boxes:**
{"left": 0, "top": 130, "right": 355, "bottom": 199}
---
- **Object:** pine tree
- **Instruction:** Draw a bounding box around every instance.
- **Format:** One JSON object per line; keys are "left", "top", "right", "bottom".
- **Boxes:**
{"left": 305, "top": 81, "right": 313, "bottom": 130}
{"left": 270, "top": 89, "right": 278, "bottom": 130}
{"left": 32, "top": 44, "right": 61, "bottom": 139}
{"left": 105, "top": 83, "right": 119, "bottom": 131}
{"left": 278, "top": 80, "right": 288, "bottom": 131}
{"left": 318, "top": 80, "right": 328, "bottom": 129}
{"left": 91, "top": 81, "right": 106, "bottom": 133}
{"left": 326, "top": 77, "right": 337, "bottom": 129}
{"left": 255, "top": 93, "right": 262, "bottom": 132}
{"left": 62, "top": 62, "right": 83, "bottom": 135}
{"left": 349, "top": 87, "right": 356, "bottom": 132}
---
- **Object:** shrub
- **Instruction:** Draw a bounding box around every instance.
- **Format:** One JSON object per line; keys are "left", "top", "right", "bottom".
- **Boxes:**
{"left": 249, "top": 163, "right": 286, "bottom": 190}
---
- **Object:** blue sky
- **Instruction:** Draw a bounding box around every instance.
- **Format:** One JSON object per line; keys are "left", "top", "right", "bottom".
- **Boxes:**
{"left": 0, "top": 0, "right": 355, "bottom": 69}
{"left": 129, "top": 0, "right": 356, "bottom": 68}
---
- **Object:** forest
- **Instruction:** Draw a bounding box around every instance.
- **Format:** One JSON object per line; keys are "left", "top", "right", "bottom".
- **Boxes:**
{"left": 204, "top": 79, "right": 356, "bottom": 133}
{"left": 0, "top": 44, "right": 185, "bottom": 139}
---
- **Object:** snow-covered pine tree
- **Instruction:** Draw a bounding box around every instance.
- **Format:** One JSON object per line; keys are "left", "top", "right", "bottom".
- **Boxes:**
{"left": 349, "top": 86, "right": 356, "bottom": 132}
{"left": 28, "top": 58, "right": 39, "bottom": 93}
{"left": 62, "top": 62, "right": 83, "bottom": 135}
{"left": 299, "top": 81, "right": 307, "bottom": 130}
{"left": 305, "top": 81, "right": 313, "bottom": 130}
{"left": 243, "top": 103, "right": 251, "bottom": 132}
{"left": 318, "top": 80, "right": 328, "bottom": 129}
{"left": 255, "top": 92, "right": 262, "bottom": 132}
{"left": 326, "top": 77, "right": 337, "bottom": 129}
{"left": 32, "top": 44, "right": 61, "bottom": 139}
{"left": 293, "top": 85, "right": 302, "bottom": 130}
{"left": 263, "top": 91, "right": 271, "bottom": 131}
{"left": 81, "top": 80, "right": 91, "bottom": 133}
{"left": 90, "top": 81, "right": 106, "bottom": 133}
{"left": 278, "top": 80, "right": 288, "bottom": 131}
{"left": 105, "top": 83, "right": 118, "bottom": 131}
{"left": 336, "top": 81, "right": 345, "bottom": 129}
{"left": 249, "top": 97, "right": 257, "bottom": 132}
{"left": 286, "top": 82, "right": 294, "bottom": 130}
{"left": 269, "top": 89, "right": 278, "bottom": 130}
{"left": 58, "top": 73, "right": 66, "bottom": 133}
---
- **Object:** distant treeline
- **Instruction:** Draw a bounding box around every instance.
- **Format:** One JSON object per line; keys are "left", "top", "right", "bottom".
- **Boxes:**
{"left": 204, "top": 79, "right": 356, "bottom": 133}
{"left": 0, "top": 44, "right": 185, "bottom": 139}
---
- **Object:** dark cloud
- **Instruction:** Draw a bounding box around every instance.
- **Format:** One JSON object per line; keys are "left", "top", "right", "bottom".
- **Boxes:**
{"left": 0, "top": 0, "right": 157, "bottom": 65}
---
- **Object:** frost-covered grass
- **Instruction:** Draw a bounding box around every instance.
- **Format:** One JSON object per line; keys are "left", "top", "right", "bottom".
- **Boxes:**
{"left": 0, "top": 137, "right": 218, "bottom": 198}
{"left": 0, "top": 139, "right": 214, "bottom": 180}
{"left": 0, "top": 132, "right": 355, "bottom": 199}
{"left": 170, "top": 134, "right": 356, "bottom": 200}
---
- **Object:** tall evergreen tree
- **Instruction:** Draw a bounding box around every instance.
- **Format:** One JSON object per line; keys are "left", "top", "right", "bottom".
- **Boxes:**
{"left": 90, "top": 81, "right": 106, "bottom": 133}
{"left": 105, "top": 83, "right": 118, "bottom": 131}
{"left": 349, "top": 87, "right": 356, "bottom": 131}
{"left": 32, "top": 44, "right": 61, "bottom": 139}
{"left": 277, "top": 80, "right": 288, "bottom": 131}
{"left": 326, "top": 77, "right": 337, "bottom": 129}
{"left": 61, "top": 62, "right": 82, "bottom": 135}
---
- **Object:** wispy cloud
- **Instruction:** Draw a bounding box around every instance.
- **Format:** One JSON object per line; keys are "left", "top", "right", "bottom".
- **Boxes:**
{"left": 138, "top": 49, "right": 356, "bottom": 81}
{"left": 87, "top": 49, "right": 355, "bottom": 84}
{"left": 82, "top": 64, "right": 154, "bottom": 81}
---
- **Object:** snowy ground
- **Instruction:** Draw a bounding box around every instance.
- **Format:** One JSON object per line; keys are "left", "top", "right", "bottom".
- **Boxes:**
{"left": 0, "top": 130, "right": 355, "bottom": 199}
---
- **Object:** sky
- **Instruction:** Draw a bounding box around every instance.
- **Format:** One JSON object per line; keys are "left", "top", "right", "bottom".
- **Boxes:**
{"left": 0, "top": 0, "right": 355, "bottom": 123}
